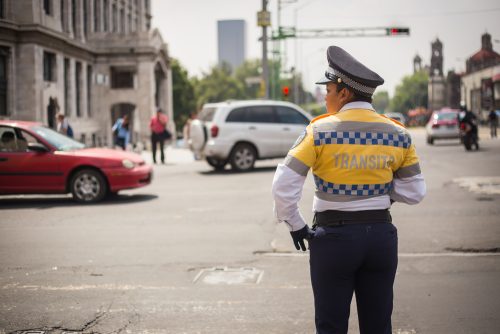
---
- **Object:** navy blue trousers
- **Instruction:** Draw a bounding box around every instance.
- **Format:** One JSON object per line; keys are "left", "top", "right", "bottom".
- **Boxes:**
{"left": 309, "top": 223, "right": 398, "bottom": 334}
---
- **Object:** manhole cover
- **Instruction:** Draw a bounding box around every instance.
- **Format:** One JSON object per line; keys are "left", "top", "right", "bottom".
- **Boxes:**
{"left": 193, "top": 267, "right": 264, "bottom": 285}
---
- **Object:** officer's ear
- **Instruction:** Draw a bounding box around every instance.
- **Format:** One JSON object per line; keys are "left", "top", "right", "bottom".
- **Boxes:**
{"left": 339, "top": 86, "right": 354, "bottom": 103}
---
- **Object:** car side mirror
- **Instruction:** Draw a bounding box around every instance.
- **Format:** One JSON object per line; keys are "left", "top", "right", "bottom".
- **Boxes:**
{"left": 28, "top": 142, "right": 49, "bottom": 153}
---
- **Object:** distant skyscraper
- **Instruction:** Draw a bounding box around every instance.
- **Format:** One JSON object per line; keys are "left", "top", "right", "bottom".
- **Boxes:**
{"left": 217, "top": 20, "right": 246, "bottom": 71}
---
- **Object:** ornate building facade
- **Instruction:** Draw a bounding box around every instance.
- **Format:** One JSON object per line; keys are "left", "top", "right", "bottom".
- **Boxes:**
{"left": 461, "top": 33, "right": 500, "bottom": 119}
{"left": 0, "top": 0, "right": 172, "bottom": 147}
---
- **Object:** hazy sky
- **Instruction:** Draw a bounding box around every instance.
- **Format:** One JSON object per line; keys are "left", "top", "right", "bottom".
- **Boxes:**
{"left": 152, "top": 0, "right": 500, "bottom": 96}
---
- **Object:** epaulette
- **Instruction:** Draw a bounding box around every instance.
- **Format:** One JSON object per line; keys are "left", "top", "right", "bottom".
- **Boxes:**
{"left": 380, "top": 114, "right": 406, "bottom": 128}
{"left": 311, "top": 113, "right": 335, "bottom": 124}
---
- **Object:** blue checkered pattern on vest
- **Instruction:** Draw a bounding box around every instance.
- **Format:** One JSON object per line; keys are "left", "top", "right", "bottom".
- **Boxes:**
{"left": 314, "top": 175, "right": 392, "bottom": 196}
{"left": 314, "top": 131, "right": 411, "bottom": 148}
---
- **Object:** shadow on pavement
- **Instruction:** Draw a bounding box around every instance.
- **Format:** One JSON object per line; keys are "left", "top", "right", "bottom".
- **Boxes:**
{"left": 0, "top": 193, "right": 158, "bottom": 210}
{"left": 199, "top": 166, "right": 277, "bottom": 175}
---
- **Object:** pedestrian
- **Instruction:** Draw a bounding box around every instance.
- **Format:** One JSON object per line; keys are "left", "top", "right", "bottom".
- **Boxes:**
{"left": 488, "top": 109, "right": 498, "bottom": 138}
{"left": 56, "top": 112, "right": 74, "bottom": 138}
{"left": 112, "top": 114, "right": 130, "bottom": 150}
{"left": 150, "top": 108, "right": 171, "bottom": 164}
{"left": 182, "top": 111, "right": 197, "bottom": 149}
{"left": 272, "top": 45, "right": 426, "bottom": 334}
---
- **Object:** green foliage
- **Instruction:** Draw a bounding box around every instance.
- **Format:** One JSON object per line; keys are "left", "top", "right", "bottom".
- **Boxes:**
{"left": 171, "top": 58, "right": 196, "bottom": 130}
{"left": 234, "top": 59, "right": 262, "bottom": 99}
{"left": 372, "top": 90, "right": 390, "bottom": 113}
{"left": 389, "top": 71, "right": 428, "bottom": 115}
{"left": 194, "top": 62, "right": 246, "bottom": 108}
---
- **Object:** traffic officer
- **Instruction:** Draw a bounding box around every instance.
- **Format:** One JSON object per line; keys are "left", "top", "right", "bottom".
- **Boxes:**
{"left": 272, "top": 46, "right": 426, "bottom": 334}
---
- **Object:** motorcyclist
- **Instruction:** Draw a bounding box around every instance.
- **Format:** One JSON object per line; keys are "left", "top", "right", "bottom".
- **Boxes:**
{"left": 459, "top": 106, "right": 479, "bottom": 151}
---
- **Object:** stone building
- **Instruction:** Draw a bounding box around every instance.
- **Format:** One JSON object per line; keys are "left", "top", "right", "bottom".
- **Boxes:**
{"left": 0, "top": 0, "right": 172, "bottom": 147}
{"left": 461, "top": 33, "right": 500, "bottom": 119}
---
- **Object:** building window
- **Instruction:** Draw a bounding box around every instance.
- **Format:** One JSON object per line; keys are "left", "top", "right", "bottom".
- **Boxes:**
{"left": 128, "top": 13, "right": 132, "bottom": 32}
{"left": 110, "top": 67, "right": 134, "bottom": 89}
{"left": 72, "top": 0, "right": 77, "bottom": 36}
{"left": 103, "top": 0, "right": 108, "bottom": 31}
{"left": 120, "top": 8, "right": 125, "bottom": 33}
{"left": 93, "top": 0, "right": 100, "bottom": 32}
{"left": 145, "top": 0, "right": 149, "bottom": 11}
{"left": 60, "top": 0, "right": 65, "bottom": 30}
{"left": 83, "top": 0, "right": 88, "bottom": 37}
{"left": 64, "top": 58, "right": 70, "bottom": 115}
{"left": 0, "top": 0, "right": 4, "bottom": 19}
{"left": 75, "top": 61, "right": 82, "bottom": 117}
{"left": 112, "top": 4, "right": 117, "bottom": 32}
{"left": 0, "top": 48, "right": 8, "bottom": 116}
{"left": 44, "top": 0, "right": 52, "bottom": 15}
{"left": 43, "top": 52, "right": 57, "bottom": 82}
{"left": 87, "top": 65, "right": 92, "bottom": 117}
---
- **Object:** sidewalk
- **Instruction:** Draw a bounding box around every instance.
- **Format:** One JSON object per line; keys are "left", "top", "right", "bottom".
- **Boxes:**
{"left": 140, "top": 145, "right": 195, "bottom": 165}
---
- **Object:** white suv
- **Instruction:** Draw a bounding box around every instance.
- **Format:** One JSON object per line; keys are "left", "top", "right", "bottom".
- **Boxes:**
{"left": 189, "top": 100, "right": 312, "bottom": 171}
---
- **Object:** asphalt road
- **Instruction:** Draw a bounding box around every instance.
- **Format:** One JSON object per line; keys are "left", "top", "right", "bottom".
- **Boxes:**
{"left": 0, "top": 128, "right": 499, "bottom": 334}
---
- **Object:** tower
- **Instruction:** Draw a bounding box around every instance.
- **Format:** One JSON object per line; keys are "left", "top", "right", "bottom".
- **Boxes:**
{"left": 413, "top": 54, "right": 422, "bottom": 73}
{"left": 428, "top": 38, "right": 446, "bottom": 111}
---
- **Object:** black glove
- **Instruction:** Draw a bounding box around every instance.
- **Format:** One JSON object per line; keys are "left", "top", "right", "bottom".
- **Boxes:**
{"left": 290, "top": 225, "right": 315, "bottom": 251}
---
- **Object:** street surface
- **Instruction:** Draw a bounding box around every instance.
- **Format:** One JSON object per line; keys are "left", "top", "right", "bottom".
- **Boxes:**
{"left": 1, "top": 128, "right": 499, "bottom": 334}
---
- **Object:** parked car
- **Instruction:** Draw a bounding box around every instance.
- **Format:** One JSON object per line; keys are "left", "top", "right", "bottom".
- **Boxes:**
{"left": 189, "top": 100, "right": 312, "bottom": 172}
{"left": 425, "top": 108, "right": 461, "bottom": 144}
{"left": 383, "top": 112, "right": 406, "bottom": 126}
{"left": 0, "top": 120, "right": 152, "bottom": 203}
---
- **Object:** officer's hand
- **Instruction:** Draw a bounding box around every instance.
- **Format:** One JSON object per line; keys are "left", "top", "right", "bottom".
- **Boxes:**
{"left": 290, "top": 225, "right": 315, "bottom": 251}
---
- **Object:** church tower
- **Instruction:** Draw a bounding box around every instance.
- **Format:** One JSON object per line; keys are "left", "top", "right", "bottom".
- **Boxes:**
{"left": 413, "top": 54, "right": 422, "bottom": 73}
{"left": 428, "top": 38, "right": 446, "bottom": 111}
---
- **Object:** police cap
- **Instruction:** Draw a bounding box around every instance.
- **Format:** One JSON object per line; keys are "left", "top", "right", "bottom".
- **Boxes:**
{"left": 316, "top": 46, "right": 384, "bottom": 97}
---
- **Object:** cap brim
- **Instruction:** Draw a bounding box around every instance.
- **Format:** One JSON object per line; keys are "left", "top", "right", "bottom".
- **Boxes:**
{"left": 315, "top": 74, "right": 332, "bottom": 85}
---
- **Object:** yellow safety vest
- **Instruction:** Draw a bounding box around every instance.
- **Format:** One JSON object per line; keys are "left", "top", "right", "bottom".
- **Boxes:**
{"left": 284, "top": 108, "right": 421, "bottom": 202}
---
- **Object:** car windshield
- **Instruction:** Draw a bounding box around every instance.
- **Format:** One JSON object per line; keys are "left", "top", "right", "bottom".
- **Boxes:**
{"left": 31, "top": 126, "right": 85, "bottom": 151}
{"left": 435, "top": 112, "right": 457, "bottom": 120}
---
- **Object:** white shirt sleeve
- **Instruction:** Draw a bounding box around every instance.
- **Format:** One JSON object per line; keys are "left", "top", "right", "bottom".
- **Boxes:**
{"left": 390, "top": 173, "right": 426, "bottom": 204}
{"left": 271, "top": 163, "right": 308, "bottom": 231}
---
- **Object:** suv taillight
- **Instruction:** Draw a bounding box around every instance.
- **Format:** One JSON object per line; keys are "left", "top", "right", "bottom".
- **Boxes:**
{"left": 211, "top": 125, "right": 219, "bottom": 138}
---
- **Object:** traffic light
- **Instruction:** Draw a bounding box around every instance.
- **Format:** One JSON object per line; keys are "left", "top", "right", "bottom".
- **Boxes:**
{"left": 282, "top": 86, "right": 290, "bottom": 97}
{"left": 386, "top": 27, "right": 410, "bottom": 36}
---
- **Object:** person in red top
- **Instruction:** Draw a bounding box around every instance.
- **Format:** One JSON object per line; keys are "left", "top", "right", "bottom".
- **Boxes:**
{"left": 150, "top": 108, "right": 170, "bottom": 164}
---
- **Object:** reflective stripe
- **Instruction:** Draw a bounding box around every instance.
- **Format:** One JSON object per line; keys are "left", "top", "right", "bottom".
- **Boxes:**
{"left": 313, "top": 131, "right": 411, "bottom": 148}
{"left": 283, "top": 155, "right": 310, "bottom": 176}
{"left": 314, "top": 120, "right": 406, "bottom": 135}
{"left": 394, "top": 163, "right": 421, "bottom": 179}
{"left": 315, "top": 191, "right": 386, "bottom": 202}
{"left": 314, "top": 175, "right": 392, "bottom": 196}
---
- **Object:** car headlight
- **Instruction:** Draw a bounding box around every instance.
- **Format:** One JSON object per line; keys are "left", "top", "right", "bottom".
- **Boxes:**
{"left": 122, "top": 159, "right": 135, "bottom": 169}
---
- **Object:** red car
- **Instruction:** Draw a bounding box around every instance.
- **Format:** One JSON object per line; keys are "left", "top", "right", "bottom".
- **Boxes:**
{"left": 0, "top": 120, "right": 152, "bottom": 203}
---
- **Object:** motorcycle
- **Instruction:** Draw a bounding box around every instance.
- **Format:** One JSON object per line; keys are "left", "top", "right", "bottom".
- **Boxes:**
{"left": 460, "top": 122, "right": 479, "bottom": 151}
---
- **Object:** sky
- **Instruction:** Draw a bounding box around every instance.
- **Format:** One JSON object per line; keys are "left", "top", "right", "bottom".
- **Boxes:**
{"left": 151, "top": 0, "right": 500, "bottom": 97}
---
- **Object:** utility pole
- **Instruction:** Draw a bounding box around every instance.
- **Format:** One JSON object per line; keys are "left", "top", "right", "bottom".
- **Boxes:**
{"left": 257, "top": 0, "right": 271, "bottom": 99}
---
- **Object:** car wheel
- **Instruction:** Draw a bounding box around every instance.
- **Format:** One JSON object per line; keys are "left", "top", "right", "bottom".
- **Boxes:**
{"left": 70, "top": 169, "right": 107, "bottom": 203}
{"left": 426, "top": 136, "right": 434, "bottom": 145}
{"left": 230, "top": 143, "right": 256, "bottom": 172}
{"left": 206, "top": 157, "right": 227, "bottom": 170}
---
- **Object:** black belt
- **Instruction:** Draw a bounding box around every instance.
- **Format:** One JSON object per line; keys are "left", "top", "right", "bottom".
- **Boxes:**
{"left": 314, "top": 209, "right": 391, "bottom": 227}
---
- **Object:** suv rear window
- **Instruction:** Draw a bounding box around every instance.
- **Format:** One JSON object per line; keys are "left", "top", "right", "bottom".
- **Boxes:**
{"left": 226, "top": 107, "right": 247, "bottom": 122}
{"left": 276, "top": 106, "right": 309, "bottom": 125}
{"left": 246, "top": 106, "right": 275, "bottom": 123}
{"left": 198, "top": 107, "right": 217, "bottom": 121}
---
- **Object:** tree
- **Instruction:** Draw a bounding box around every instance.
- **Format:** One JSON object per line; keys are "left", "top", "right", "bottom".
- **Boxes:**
{"left": 193, "top": 63, "right": 246, "bottom": 108}
{"left": 389, "top": 71, "right": 428, "bottom": 115}
{"left": 171, "top": 58, "right": 196, "bottom": 131}
{"left": 372, "top": 90, "right": 390, "bottom": 113}
{"left": 234, "top": 59, "right": 262, "bottom": 99}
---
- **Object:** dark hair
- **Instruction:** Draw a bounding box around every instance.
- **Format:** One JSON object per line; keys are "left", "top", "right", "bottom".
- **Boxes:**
{"left": 335, "top": 82, "right": 372, "bottom": 103}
